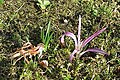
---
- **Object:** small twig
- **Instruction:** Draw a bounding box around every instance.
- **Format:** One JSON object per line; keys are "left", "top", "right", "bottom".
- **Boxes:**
{"left": 13, "top": 56, "right": 24, "bottom": 65}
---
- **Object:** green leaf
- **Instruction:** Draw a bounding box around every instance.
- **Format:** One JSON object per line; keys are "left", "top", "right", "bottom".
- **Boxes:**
{"left": 44, "top": 0, "right": 50, "bottom": 6}
{"left": 45, "top": 21, "right": 51, "bottom": 40}
{"left": 37, "top": 0, "right": 50, "bottom": 9}
{"left": 0, "top": 0, "right": 4, "bottom": 5}
{"left": 40, "top": 4, "right": 46, "bottom": 9}
{"left": 38, "top": 0, "right": 42, "bottom": 4}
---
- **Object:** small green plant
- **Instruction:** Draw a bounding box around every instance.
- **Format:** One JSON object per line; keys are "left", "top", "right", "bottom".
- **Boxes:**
{"left": 37, "top": 0, "right": 50, "bottom": 9}
{"left": 61, "top": 15, "right": 108, "bottom": 62}
{"left": 41, "top": 21, "right": 53, "bottom": 51}
{"left": 0, "top": 0, "right": 4, "bottom": 5}
{"left": 19, "top": 60, "right": 38, "bottom": 80}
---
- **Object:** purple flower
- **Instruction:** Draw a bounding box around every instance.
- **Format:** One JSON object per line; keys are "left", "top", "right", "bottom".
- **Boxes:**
{"left": 61, "top": 15, "right": 108, "bottom": 62}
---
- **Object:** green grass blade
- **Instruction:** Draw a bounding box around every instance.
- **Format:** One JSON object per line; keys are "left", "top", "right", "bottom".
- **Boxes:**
{"left": 45, "top": 21, "right": 51, "bottom": 42}
{"left": 44, "top": 32, "right": 53, "bottom": 51}
{"left": 41, "top": 28, "right": 45, "bottom": 43}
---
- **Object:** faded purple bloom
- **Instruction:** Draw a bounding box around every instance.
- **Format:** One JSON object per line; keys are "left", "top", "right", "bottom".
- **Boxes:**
{"left": 70, "top": 49, "right": 78, "bottom": 62}
{"left": 61, "top": 32, "right": 78, "bottom": 49}
{"left": 60, "top": 15, "right": 108, "bottom": 62}
{"left": 79, "top": 48, "right": 108, "bottom": 57}
{"left": 81, "top": 27, "right": 107, "bottom": 48}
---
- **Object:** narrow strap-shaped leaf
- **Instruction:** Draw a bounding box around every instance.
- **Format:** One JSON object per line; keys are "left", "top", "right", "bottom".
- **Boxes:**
{"left": 45, "top": 21, "right": 51, "bottom": 42}
{"left": 81, "top": 27, "right": 107, "bottom": 48}
{"left": 41, "top": 29, "right": 45, "bottom": 43}
{"left": 44, "top": 32, "right": 53, "bottom": 51}
{"left": 79, "top": 48, "right": 108, "bottom": 57}
{"left": 61, "top": 32, "right": 78, "bottom": 48}
{"left": 70, "top": 49, "right": 78, "bottom": 62}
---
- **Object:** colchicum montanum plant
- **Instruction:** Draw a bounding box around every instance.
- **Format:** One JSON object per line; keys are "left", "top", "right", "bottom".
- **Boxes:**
{"left": 61, "top": 15, "right": 108, "bottom": 62}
